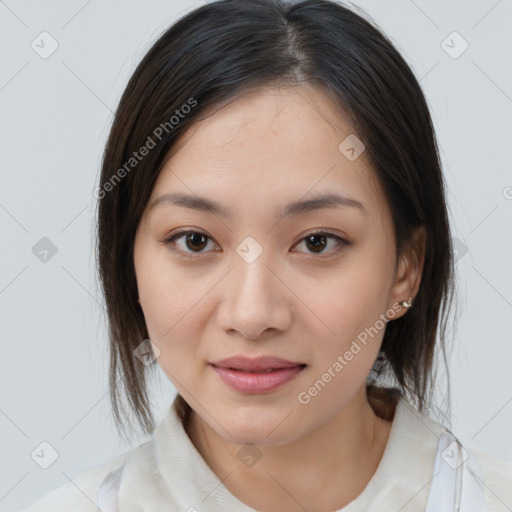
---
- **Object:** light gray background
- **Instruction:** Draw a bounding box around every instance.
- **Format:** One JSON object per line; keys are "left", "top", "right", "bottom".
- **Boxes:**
{"left": 1, "top": 0, "right": 511, "bottom": 510}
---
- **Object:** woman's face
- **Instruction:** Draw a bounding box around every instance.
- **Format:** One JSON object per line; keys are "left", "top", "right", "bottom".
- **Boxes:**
{"left": 134, "top": 85, "right": 420, "bottom": 446}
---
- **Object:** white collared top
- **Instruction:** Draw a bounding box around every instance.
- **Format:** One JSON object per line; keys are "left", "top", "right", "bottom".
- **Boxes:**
{"left": 21, "top": 395, "right": 512, "bottom": 512}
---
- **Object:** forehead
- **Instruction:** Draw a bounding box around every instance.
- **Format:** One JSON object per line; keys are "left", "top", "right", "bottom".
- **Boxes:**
{"left": 150, "top": 85, "right": 387, "bottom": 223}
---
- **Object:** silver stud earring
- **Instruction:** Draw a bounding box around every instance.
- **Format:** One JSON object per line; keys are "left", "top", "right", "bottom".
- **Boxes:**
{"left": 399, "top": 296, "right": 413, "bottom": 309}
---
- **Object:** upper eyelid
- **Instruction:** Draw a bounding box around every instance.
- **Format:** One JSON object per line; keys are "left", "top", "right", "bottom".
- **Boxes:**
{"left": 165, "top": 228, "right": 346, "bottom": 243}
{"left": 165, "top": 226, "right": 348, "bottom": 240}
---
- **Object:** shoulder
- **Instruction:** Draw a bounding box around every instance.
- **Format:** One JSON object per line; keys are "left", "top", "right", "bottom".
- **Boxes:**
{"left": 467, "top": 446, "right": 512, "bottom": 511}
{"left": 420, "top": 401, "right": 512, "bottom": 511}
{"left": 20, "top": 450, "right": 132, "bottom": 512}
{"left": 379, "top": 397, "right": 512, "bottom": 510}
{"left": 413, "top": 402, "right": 512, "bottom": 510}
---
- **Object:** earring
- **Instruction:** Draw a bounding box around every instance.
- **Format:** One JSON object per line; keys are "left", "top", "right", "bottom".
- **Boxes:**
{"left": 399, "top": 296, "right": 413, "bottom": 309}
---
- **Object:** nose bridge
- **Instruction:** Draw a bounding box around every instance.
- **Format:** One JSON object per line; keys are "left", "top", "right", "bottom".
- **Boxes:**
{"left": 232, "top": 234, "right": 276, "bottom": 301}
{"left": 220, "top": 234, "right": 289, "bottom": 337}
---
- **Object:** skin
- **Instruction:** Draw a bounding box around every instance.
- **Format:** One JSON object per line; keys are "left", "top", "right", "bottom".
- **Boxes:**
{"left": 133, "top": 83, "right": 426, "bottom": 511}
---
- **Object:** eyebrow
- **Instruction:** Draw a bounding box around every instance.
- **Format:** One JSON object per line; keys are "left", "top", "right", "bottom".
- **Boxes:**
{"left": 149, "top": 191, "right": 367, "bottom": 219}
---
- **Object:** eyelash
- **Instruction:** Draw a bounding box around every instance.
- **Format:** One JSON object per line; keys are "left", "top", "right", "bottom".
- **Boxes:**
{"left": 162, "top": 229, "right": 350, "bottom": 259}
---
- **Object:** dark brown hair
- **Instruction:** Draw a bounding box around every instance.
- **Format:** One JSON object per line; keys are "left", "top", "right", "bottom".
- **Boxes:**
{"left": 95, "top": 0, "right": 456, "bottom": 442}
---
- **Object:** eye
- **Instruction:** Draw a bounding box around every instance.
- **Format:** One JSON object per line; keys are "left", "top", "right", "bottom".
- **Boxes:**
{"left": 292, "top": 229, "right": 349, "bottom": 256}
{"left": 162, "top": 229, "right": 350, "bottom": 258}
{"left": 163, "top": 230, "right": 219, "bottom": 256}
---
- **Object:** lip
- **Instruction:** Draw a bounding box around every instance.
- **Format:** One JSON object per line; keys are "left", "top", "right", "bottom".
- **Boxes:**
{"left": 210, "top": 355, "right": 305, "bottom": 371}
{"left": 209, "top": 356, "right": 307, "bottom": 394}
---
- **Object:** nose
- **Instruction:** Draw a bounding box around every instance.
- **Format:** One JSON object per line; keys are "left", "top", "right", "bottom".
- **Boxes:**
{"left": 217, "top": 252, "right": 293, "bottom": 341}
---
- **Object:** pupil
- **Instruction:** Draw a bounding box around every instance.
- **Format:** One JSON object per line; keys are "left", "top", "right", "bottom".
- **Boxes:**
{"left": 307, "top": 235, "right": 326, "bottom": 253}
{"left": 187, "top": 233, "right": 207, "bottom": 251}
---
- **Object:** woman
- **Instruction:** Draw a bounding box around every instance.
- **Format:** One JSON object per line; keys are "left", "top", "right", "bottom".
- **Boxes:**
{"left": 21, "top": 0, "right": 512, "bottom": 510}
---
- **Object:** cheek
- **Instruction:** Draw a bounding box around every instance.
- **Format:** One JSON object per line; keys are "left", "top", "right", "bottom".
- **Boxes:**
{"left": 300, "top": 290, "right": 385, "bottom": 415}
{"left": 303, "top": 263, "right": 390, "bottom": 385}
{"left": 137, "top": 249, "right": 205, "bottom": 330}
{"left": 135, "top": 252, "right": 205, "bottom": 370}
{"left": 310, "top": 265, "right": 390, "bottom": 340}
{"left": 142, "top": 297, "right": 204, "bottom": 385}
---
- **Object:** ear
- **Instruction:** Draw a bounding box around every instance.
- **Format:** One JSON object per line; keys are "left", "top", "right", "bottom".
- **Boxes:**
{"left": 387, "top": 226, "right": 427, "bottom": 320}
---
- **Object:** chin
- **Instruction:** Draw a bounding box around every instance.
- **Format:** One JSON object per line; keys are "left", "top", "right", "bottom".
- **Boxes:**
{"left": 215, "top": 407, "right": 305, "bottom": 447}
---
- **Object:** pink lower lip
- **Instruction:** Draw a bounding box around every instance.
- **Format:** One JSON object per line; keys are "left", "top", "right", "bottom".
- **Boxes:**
{"left": 211, "top": 364, "right": 306, "bottom": 393}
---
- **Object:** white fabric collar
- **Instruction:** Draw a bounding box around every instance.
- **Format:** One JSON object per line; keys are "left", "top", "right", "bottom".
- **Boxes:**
{"left": 100, "top": 394, "right": 485, "bottom": 511}
{"left": 108, "top": 399, "right": 444, "bottom": 512}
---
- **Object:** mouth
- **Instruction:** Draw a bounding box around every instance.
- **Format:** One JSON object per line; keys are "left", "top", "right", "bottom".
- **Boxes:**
{"left": 213, "top": 364, "right": 308, "bottom": 373}
{"left": 210, "top": 355, "right": 307, "bottom": 371}
{"left": 209, "top": 358, "right": 308, "bottom": 393}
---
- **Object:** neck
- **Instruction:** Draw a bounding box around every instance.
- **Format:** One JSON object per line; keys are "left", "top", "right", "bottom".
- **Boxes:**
{"left": 184, "top": 386, "right": 394, "bottom": 511}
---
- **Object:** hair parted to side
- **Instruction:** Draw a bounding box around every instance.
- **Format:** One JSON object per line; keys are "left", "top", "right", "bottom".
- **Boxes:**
{"left": 95, "top": 0, "right": 456, "bottom": 442}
